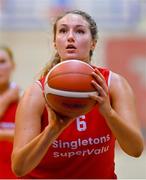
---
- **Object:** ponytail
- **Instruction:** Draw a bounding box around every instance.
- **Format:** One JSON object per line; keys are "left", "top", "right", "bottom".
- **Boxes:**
{"left": 40, "top": 52, "right": 61, "bottom": 78}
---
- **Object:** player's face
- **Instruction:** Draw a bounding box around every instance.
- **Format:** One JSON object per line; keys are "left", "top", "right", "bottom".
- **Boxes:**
{"left": 54, "top": 14, "right": 96, "bottom": 62}
{"left": 0, "top": 50, "right": 14, "bottom": 86}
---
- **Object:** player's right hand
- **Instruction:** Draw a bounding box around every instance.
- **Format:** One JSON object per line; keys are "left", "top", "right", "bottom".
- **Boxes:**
{"left": 45, "top": 104, "right": 74, "bottom": 132}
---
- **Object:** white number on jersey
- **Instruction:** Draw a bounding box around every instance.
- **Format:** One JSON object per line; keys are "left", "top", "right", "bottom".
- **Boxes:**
{"left": 76, "top": 115, "right": 87, "bottom": 132}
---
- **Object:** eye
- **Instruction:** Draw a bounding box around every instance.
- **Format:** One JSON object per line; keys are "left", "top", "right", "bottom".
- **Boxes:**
{"left": 0, "top": 59, "right": 6, "bottom": 64}
{"left": 76, "top": 29, "right": 85, "bottom": 34}
{"left": 59, "top": 28, "right": 67, "bottom": 33}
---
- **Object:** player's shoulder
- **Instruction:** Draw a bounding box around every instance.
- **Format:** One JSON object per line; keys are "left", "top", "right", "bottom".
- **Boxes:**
{"left": 110, "top": 72, "right": 129, "bottom": 87}
{"left": 109, "top": 72, "right": 134, "bottom": 97}
{"left": 18, "top": 82, "right": 46, "bottom": 115}
{"left": 21, "top": 82, "right": 45, "bottom": 104}
{"left": 27, "top": 82, "right": 44, "bottom": 97}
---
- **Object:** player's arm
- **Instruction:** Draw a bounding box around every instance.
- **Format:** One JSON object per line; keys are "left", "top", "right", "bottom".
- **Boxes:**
{"left": 12, "top": 83, "right": 73, "bottom": 177}
{"left": 90, "top": 69, "right": 144, "bottom": 157}
{"left": 108, "top": 72, "right": 144, "bottom": 156}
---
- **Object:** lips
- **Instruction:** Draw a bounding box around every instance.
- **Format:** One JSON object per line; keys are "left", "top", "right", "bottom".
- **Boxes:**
{"left": 66, "top": 44, "right": 76, "bottom": 49}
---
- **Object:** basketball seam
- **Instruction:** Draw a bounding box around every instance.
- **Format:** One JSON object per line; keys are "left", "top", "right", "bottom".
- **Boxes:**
{"left": 48, "top": 72, "right": 92, "bottom": 79}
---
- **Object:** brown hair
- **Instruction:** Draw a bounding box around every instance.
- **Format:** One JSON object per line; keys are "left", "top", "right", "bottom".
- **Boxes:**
{"left": 0, "top": 46, "right": 14, "bottom": 62}
{"left": 41, "top": 10, "right": 98, "bottom": 77}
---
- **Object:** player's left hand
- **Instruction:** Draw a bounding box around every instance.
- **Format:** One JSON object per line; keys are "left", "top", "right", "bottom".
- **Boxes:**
{"left": 89, "top": 68, "right": 112, "bottom": 118}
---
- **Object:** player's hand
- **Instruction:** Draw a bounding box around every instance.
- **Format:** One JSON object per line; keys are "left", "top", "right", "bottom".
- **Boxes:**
{"left": 45, "top": 105, "right": 74, "bottom": 132}
{"left": 89, "top": 68, "right": 112, "bottom": 118}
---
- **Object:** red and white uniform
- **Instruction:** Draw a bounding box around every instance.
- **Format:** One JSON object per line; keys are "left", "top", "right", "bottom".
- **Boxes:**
{"left": 0, "top": 101, "right": 18, "bottom": 178}
{"left": 24, "top": 67, "right": 117, "bottom": 179}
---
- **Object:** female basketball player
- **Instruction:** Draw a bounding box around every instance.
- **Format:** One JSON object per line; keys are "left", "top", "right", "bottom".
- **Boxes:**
{"left": 0, "top": 46, "right": 20, "bottom": 178}
{"left": 12, "top": 10, "right": 144, "bottom": 179}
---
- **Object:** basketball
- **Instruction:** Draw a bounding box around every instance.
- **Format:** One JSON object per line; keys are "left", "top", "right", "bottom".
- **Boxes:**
{"left": 44, "top": 60, "right": 97, "bottom": 118}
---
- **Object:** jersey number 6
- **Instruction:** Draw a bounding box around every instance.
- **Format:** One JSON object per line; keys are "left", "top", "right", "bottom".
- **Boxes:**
{"left": 76, "top": 115, "right": 87, "bottom": 132}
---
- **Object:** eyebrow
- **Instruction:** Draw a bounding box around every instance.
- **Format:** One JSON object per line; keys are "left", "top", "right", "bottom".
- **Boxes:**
{"left": 59, "top": 24, "right": 87, "bottom": 28}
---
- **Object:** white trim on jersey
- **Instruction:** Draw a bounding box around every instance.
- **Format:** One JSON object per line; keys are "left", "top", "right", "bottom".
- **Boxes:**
{"left": 108, "top": 71, "right": 112, "bottom": 87}
{"left": 35, "top": 80, "right": 43, "bottom": 90}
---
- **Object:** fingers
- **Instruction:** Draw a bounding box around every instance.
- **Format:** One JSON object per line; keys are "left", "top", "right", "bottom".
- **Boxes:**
{"left": 45, "top": 104, "right": 73, "bottom": 125}
{"left": 45, "top": 104, "right": 58, "bottom": 121}
{"left": 91, "top": 68, "right": 108, "bottom": 94}
{"left": 90, "top": 68, "right": 109, "bottom": 104}
{"left": 91, "top": 80, "right": 106, "bottom": 97}
{"left": 89, "top": 93, "right": 103, "bottom": 104}
{"left": 90, "top": 81, "right": 105, "bottom": 103}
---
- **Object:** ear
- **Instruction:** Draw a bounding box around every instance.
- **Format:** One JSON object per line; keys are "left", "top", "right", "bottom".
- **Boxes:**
{"left": 91, "top": 40, "right": 97, "bottom": 51}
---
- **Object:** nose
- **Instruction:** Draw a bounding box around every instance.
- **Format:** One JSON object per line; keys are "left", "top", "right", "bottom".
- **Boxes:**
{"left": 67, "top": 30, "right": 75, "bottom": 42}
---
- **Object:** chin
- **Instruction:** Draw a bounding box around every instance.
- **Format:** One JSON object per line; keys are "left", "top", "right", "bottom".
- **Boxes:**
{"left": 63, "top": 54, "right": 79, "bottom": 60}
{"left": 62, "top": 59, "right": 90, "bottom": 65}
{"left": 64, "top": 58, "right": 80, "bottom": 61}
{"left": 63, "top": 56, "right": 82, "bottom": 61}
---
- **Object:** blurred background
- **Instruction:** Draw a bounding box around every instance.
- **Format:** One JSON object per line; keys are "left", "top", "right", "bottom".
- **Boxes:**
{"left": 0, "top": 0, "right": 146, "bottom": 178}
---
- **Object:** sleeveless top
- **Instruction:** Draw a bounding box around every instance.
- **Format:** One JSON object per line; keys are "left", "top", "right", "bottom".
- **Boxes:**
{"left": 24, "top": 67, "right": 117, "bottom": 179}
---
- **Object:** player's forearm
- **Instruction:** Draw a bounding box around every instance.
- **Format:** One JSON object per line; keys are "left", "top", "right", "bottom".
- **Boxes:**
{"left": 12, "top": 125, "right": 60, "bottom": 177}
{"left": 103, "top": 108, "right": 144, "bottom": 157}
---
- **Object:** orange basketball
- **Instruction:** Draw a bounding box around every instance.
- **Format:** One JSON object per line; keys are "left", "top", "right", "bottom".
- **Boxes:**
{"left": 44, "top": 60, "right": 97, "bottom": 118}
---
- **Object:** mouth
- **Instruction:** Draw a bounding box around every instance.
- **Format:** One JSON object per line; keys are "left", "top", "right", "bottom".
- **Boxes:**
{"left": 66, "top": 44, "right": 77, "bottom": 50}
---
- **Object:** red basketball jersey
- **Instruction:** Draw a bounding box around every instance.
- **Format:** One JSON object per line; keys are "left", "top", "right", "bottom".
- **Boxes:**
{"left": 24, "top": 67, "right": 117, "bottom": 179}
{"left": 0, "top": 101, "right": 18, "bottom": 178}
